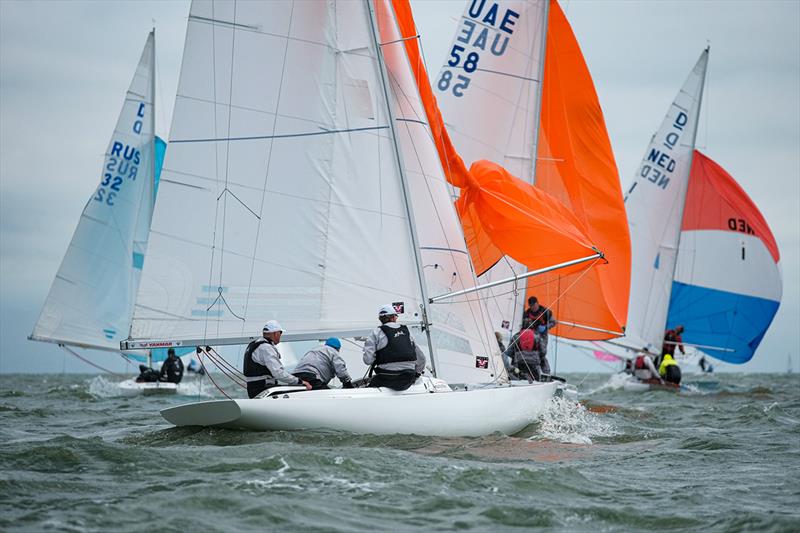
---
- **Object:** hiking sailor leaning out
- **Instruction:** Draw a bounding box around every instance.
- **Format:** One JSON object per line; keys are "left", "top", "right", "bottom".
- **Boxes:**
{"left": 632, "top": 348, "right": 664, "bottom": 384}
{"left": 363, "top": 304, "right": 426, "bottom": 391}
{"left": 243, "top": 320, "right": 311, "bottom": 399}
{"left": 292, "top": 337, "right": 354, "bottom": 390}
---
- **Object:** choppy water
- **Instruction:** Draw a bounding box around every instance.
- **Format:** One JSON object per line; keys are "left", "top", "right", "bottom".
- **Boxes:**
{"left": 1, "top": 373, "right": 798, "bottom": 532}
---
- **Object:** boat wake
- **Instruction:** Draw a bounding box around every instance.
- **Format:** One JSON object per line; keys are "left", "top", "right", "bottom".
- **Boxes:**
{"left": 87, "top": 376, "right": 123, "bottom": 398}
{"left": 87, "top": 376, "right": 215, "bottom": 398}
{"left": 582, "top": 372, "right": 634, "bottom": 394}
{"left": 530, "top": 396, "right": 617, "bottom": 445}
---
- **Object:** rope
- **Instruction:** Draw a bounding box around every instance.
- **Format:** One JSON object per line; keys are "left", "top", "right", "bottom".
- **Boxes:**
{"left": 59, "top": 345, "right": 123, "bottom": 377}
{"left": 205, "top": 346, "right": 247, "bottom": 384}
{"left": 196, "top": 347, "right": 234, "bottom": 399}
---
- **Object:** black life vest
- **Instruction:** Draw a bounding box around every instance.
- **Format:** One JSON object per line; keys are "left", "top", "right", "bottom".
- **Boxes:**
{"left": 161, "top": 357, "right": 184, "bottom": 383}
{"left": 375, "top": 325, "right": 416, "bottom": 365}
{"left": 243, "top": 338, "right": 274, "bottom": 378}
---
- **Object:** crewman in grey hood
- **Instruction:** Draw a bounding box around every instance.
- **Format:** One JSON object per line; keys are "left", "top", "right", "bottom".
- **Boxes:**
{"left": 363, "top": 304, "right": 426, "bottom": 391}
{"left": 292, "top": 338, "right": 354, "bottom": 390}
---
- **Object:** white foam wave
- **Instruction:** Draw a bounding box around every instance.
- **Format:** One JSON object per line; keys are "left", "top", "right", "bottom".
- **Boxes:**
{"left": 86, "top": 375, "right": 215, "bottom": 398}
{"left": 87, "top": 376, "right": 124, "bottom": 398}
{"left": 582, "top": 372, "right": 635, "bottom": 395}
{"left": 531, "top": 396, "right": 617, "bottom": 445}
{"left": 175, "top": 379, "right": 215, "bottom": 397}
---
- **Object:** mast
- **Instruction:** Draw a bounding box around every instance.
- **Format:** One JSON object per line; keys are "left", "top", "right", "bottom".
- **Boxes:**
{"left": 364, "top": 0, "right": 438, "bottom": 376}
{"left": 151, "top": 28, "right": 156, "bottom": 195}
{"left": 657, "top": 46, "right": 709, "bottom": 351}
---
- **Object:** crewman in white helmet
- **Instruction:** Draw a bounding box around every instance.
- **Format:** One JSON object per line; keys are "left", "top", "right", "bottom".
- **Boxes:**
{"left": 242, "top": 320, "right": 311, "bottom": 398}
{"left": 362, "top": 304, "right": 426, "bottom": 391}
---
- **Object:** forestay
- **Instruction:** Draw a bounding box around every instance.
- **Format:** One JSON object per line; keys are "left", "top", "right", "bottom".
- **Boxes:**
{"left": 129, "top": 0, "right": 506, "bottom": 384}
{"left": 31, "top": 32, "right": 159, "bottom": 351}
{"left": 667, "top": 151, "right": 782, "bottom": 363}
{"left": 623, "top": 49, "right": 708, "bottom": 352}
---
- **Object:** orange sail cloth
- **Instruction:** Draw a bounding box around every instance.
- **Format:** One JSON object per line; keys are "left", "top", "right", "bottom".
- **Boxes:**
{"left": 386, "top": 0, "right": 599, "bottom": 275}
{"left": 530, "top": 0, "right": 631, "bottom": 339}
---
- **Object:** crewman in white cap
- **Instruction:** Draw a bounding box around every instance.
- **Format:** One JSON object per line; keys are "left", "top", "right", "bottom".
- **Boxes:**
{"left": 242, "top": 320, "right": 311, "bottom": 398}
{"left": 363, "top": 304, "right": 426, "bottom": 391}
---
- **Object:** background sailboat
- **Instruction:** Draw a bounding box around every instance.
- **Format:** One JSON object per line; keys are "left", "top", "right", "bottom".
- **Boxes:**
{"left": 28, "top": 31, "right": 190, "bottom": 391}
{"left": 610, "top": 49, "right": 782, "bottom": 374}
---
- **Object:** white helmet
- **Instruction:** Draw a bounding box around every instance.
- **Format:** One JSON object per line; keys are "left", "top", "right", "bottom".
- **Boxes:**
{"left": 262, "top": 320, "right": 285, "bottom": 333}
{"left": 377, "top": 304, "right": 398, "bottom": 316}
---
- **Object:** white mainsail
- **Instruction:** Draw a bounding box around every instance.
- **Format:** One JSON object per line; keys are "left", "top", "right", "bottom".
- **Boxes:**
{"left": 623, "top": 49, "right": 708, "bottom": 352}
{"left": 31, "top": 31, "right": 158, "bottom": 352}
{"left": 128, "top": 0, "right": 506, "bottom": 383}
{"left": 435, "top": 0, "right": 548, "bottom": 339}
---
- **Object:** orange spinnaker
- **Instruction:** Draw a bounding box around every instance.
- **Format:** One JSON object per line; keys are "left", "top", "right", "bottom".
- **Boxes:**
{"left": 530, "top": 0, "right": 631, "bottom": 339}
{"left": 387, "top": 0, "right": 598, "bottom": 275}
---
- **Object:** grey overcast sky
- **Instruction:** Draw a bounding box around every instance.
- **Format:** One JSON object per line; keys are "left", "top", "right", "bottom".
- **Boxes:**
{"left": 1, "top": 1, "right": 798, "bottom": 374}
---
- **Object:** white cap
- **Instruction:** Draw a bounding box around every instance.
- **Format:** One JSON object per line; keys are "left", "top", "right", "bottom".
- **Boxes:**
{"left": 377, "top": 304, "right": 398, "bottom": 316}
{"left": 263, "top": 320, "right": 285, "bottom": 333}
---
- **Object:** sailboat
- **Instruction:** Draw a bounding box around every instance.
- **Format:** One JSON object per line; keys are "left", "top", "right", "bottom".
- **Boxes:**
{"left": 433, "top": 0, "right": 631, "bottom": 346}
{"left": 615, "top": 49, "right": 782, "bottom": 388}
{"left": 28, "top": 31, "right": 188, "bottom": 393}
{"left": 117, "top": 0, "right": 611, "bottom": 436}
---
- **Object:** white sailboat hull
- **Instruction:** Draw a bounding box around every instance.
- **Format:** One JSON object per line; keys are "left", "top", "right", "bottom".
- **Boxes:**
{"left": 161, "top": 377, "right": 557, "bottom": 436}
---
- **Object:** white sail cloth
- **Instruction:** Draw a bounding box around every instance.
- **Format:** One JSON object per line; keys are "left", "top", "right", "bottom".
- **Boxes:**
{"left": 129, "top": 0, "right": 506, "bottom": 383}
{"left": 623, "top": 49, "right": 708, "bottom": 352}
{"left": 31, "top": 32, "right": 157, "bottom": 350}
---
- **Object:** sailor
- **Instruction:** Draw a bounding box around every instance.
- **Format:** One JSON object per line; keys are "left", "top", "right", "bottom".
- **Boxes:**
{"left": 135, "top": 364, "right": 160, "bottom": 383}
{"left": 292, "top": 337, "right": 354, "bottom": 390}
{"left": 698, "top": 356, "right": 713, "bottom": 373}
{"left": 660, "top": 325, "right": 686, "bottom": 366}
{"left": 363, "top": 304, "right": 426, "bottom": 391}
{"left": 159, "top": 348, "right": 184, "bottom": 384}
{"left": 632, "top": 348, "right": 663, "bottom": 383}
{"left": 521, "top": 296, "right": 556, "bottom": 355}
{"left": 243, "top": 320, "right": 311, "bottom": 399}
{"left": 511, "top": 329, "right": 543, "bottom": 382}
{"left": 659, "top": 352, "right": 682, "bottom": 385}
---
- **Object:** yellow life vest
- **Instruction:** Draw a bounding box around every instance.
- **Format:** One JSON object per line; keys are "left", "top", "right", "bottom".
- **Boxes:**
{"left": 659, "top": 353, "right": 678, "bottom": 376}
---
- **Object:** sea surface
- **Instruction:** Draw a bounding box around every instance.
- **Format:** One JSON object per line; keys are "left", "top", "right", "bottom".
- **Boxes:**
{"left": 1, "top": 372, "right": 798, "bottom": 532}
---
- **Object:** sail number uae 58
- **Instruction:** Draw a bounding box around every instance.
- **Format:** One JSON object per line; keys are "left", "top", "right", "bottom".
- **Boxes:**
{"left": 93, "top": 102, "right": 146, "bottom": 206}
{"left": 437, "top": 0, "right": 519, "bottom": 97}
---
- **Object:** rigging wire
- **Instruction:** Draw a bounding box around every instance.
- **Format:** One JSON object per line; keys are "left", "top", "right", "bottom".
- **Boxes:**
{"left": 59, "top": 345, "right": 123, "bottom": 377}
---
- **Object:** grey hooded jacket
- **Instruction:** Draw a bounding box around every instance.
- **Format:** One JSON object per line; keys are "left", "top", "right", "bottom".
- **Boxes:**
{"left": 293, "top": 345, "right": 352, "bottom": 385}
{"left": 363, "top": 322, "right": 426, "bottom": 374}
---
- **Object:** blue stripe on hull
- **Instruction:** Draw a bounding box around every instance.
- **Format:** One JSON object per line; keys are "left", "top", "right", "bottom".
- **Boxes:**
{"left": 666, "top": 281, "right": 780, "bottom": 364}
